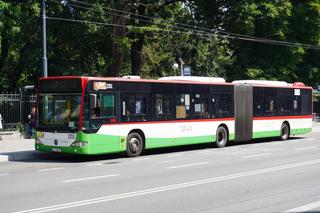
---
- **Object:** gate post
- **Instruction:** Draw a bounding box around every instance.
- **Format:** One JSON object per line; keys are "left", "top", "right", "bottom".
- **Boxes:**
{"left": 19, "top": 88, "right": 23, "bottom": 125}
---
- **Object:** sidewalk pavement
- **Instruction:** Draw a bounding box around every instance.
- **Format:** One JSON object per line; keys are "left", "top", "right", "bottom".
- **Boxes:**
{"left": 0, "top": 122, "right": 319, "bottom": 162}
{"left": 0, "top": 132, "right": 36, "bottom": 162}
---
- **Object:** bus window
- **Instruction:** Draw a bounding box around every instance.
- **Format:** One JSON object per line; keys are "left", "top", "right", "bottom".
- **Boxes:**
{"left": 278, "top": 97, "right": 293, "bottom": 115}
{"left": 90, "top": 94, "right": 101, "bottom": 118}
{"left": 301, "top": 90, "right": 311, "bottom": 115}
{"left": 192, "top": 94, "right": 209, "bottom": 119}
{"left": 121, "top": 94, "right": 147, "bottom": 121}
{"left": 212, "top": 94, "right": 233, "bottom": 118}
{"left": 175, "top": 94, "right": 190, "bottom": 119}
{"left": 152, "top": 94, "right": 173, "bottom": 120}
{"left": 102, "top": 94, "right": 115, "bottom": 118}
{"left": 265, "top": 98, "right": 276, "bottom": 115}
{"left": 253, "top": 87, "right": 264, "bottom": 116}
{"left": 88, "top": 93, "right": 117, "bottom": 130}
{"left": 82, "top": 95, "right": 90, "bottom": 130}
{"left": 264, "top": 88, "right": 277, "bottom": 116}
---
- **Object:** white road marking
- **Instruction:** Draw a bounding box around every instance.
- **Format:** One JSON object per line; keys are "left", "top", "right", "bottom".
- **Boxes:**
{"left": 295, "top": 146, "right": 317, "bottom": 151}
{"left": 85, "top": 163, "right": 103, "bottom": 167}
{"left": 241, "top": 153, "right": 271, "bottom": 159}
{"left": 284, "top": 200, "right": 320, "bottom": 212}
{"left": 167, "top": 162, "right": 209, "bottom": 169}
{"left": 202, "top": 152, "right": 217, "bottom": 155}
{"left": 132, "top": 157, "right": 151, "bottom": 161}
{"left": 62, "top": 174, "right": 120, "bottom": 183}
{"left": 203, "top": 151, "right": 219, "bottom": 155}
{"left": 166, "top": 153, "right": 183, "bottom": 157}
{"left": 157, "top": 159, "right": 184, "bottom": 164}
{"left": 250, "top": 144, "right": 264, "bottom": 147}
{"left": 197, "top": 150, "right": 212, "bottom": 154}
{"left": 299, "top": 138, "right": 314, "bottom": 141}
{"left": 15, "top": 159, "right": 320, "bottom": 213}
{"left": 0, "top": 173, "right": 8, "bottom": 176}
{"left": 37, "top": 168, "right": 64, "bottom": 172}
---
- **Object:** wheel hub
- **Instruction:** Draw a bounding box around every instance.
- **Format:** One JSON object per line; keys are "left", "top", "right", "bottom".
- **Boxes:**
{"left": 218, "top": 132, "right": 224, "bottom": 142}
{"left": 129, "top": 138, "right": 140, "bottom": 153}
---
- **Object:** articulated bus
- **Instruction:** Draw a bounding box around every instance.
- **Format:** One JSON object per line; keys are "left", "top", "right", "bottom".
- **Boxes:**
{"left": 35, "top": 76, "right": 312, "bottom": 157}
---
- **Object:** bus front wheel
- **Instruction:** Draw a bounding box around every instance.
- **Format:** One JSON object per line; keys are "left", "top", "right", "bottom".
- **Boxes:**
{"left": 126, "top": 132, "right": 144, "bottom": 157}
{"left": 215, "top": 126, "right": 228, "bottom": 148}
{"left": 280, "top": 123, "right": 290, "bottom": 141}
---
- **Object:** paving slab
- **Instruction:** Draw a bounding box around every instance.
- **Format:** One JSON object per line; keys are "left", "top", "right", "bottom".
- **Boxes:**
{"left": 0, "top": 131, "right": 35, "bottom": 162}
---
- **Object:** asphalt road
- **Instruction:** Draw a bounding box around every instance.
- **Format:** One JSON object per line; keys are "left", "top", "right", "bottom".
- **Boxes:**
{"left": 0, "top": 130, "right": 320, "bottom": 213}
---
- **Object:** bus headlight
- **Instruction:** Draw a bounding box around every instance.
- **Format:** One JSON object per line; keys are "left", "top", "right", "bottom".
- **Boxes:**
{"left": 71, "top": 141, "right": 88, "bottom": 147}
{"left": 36, "top": 132, "right": 44, "bottom": 138}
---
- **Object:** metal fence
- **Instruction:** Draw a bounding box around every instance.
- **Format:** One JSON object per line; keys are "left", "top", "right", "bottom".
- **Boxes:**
{"left": 313, "top": 101, "right": 320, "bottom": 122}
{"left": 0, "top": 92, "right": 36, "bottom": 130}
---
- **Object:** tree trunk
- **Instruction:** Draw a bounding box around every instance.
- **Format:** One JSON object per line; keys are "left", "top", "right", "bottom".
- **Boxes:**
{"left": 131, "top": 33, "right": 145, "bottom": 75}
{"left": 108, "top": 1, "right": 128, "bottom": 77}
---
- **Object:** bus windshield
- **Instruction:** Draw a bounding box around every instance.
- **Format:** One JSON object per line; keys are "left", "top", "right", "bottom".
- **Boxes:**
{"left": 37, "top": 94, "right": 81, "bottom": 130}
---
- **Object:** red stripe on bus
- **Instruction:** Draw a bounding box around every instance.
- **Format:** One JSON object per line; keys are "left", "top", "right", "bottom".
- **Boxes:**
{"left": 253, "top": 115, "right": 312, "bottom": 120}
{"left": 102, "top": 117, "right": 235, "bottom": 126}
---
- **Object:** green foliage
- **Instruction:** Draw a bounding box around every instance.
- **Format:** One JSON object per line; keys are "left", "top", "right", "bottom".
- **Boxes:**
{"left": 193, "top": 0, "right": 320, "bottom": 87}
{"left": 0, "top": 0, "right": 320, "bottom": 90}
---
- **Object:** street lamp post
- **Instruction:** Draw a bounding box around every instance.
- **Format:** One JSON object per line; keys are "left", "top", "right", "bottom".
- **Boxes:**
{"left": 41, "top": 0, "right": 48, "bottom": 77}
{"left": 179, "top": 58, "right": 185, "bottom": 76}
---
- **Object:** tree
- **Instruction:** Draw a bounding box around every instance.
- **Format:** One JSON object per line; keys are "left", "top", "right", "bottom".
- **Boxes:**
{"left": 1, "top": 0, "right": 319, "bottom": 90}
{"left": 191, "top": 0, "right": 320, "bottom": 85}
{"left": 139, "top": 2, "right": 232, "bottom": 78}
{"left": 0, "top": 1, "right": 41, "bottom": 90}
{"left": 289, "top": 1, "right": 320, "bottom": 87}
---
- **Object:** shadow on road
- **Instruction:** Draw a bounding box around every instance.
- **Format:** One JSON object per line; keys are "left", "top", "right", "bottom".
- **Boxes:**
{"left": 10, "top": 136, "right": 308, "bottom": 164}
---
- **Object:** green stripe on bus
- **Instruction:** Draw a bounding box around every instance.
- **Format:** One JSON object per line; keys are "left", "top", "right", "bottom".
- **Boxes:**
{"left": 146, "top": 133, "right": 235, "bottom": 149}
{"left": 76, "top": 131, "right": 125, "bottom": 154}
{"left": 290, "top": 128, "right": 312, "bottom": 135}
{"left": 252, "top": 128, "right": 312, "bottom": 139}
{"left": 252, "top": 130, "right": 280, "bottom": 139}
{"left": 229, "top": 133, "right": 235, "bottom": 141}
{"left": 146, "top": 135, "right": 214, "bottom": 149}
{"left": 35, "top": 131, "right": 124, "bottom": 155}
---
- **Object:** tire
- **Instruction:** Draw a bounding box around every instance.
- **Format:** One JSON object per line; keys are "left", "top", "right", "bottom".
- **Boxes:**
{"left": 280, "top": 123, "right": 290, "bottom": 141}
{"left": 126, "top": 132, "right": 144, "bottom": 157}
{"left": 215, "top": 126, "right": 228, "bottom": 148}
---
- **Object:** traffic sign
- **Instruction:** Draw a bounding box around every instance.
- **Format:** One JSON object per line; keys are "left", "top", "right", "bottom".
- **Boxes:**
{"left": 183, "top": 66, "right": 191, "bottom": 76}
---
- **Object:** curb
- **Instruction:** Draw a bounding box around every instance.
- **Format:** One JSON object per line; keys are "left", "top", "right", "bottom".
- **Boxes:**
{"left": 0, "top": 132, "right": 14, "bottom": 136}
{"left": 0, "top": 151, "right": 71, "bottom": 162}
{"left": 0, "top": 154, "right": 9, "bottom": 162}
{"left": 0, "top": 151, "right": 37, "bottom": 162}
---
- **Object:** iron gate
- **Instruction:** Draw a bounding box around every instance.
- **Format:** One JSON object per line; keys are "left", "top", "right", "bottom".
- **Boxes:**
{"left": 0, "top": 92, "right": 36, "bottom": 130}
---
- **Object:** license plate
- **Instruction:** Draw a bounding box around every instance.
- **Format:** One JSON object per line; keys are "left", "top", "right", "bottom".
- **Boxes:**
{"left": 51, "top": 148, "right": 62, "bottom": 152}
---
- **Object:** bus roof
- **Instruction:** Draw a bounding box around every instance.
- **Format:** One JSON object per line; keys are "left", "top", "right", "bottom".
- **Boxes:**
{"left": 158, "top": 76, "right": 226, "bottom": 83}
{"left": 39, "top": 76, "right": 312, "bottom": 89}
{"left": 232, "top": 80, "right": 289, "bottom": 86}
{"left": 39, "top": 76, "right": 233, "bottom": 86}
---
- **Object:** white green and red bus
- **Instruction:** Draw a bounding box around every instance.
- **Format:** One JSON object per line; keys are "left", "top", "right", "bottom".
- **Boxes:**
{"left": 35, "top": 76, "right": 312, "bottom": 157}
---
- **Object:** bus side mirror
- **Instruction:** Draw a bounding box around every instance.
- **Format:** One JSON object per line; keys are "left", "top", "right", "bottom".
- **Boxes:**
{"left": 90, "top": 94, "right": 97, "bottom": 109}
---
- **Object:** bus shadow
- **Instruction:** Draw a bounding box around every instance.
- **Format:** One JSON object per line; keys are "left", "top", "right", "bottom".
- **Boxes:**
{"left": 228, "top": 136, "right": 306, "bottom": 147}
{"left": 9, "top": 151, "right": 124, "bottom": 164}
{"left": 12, "top": 136, "right": 308, "bottom": 164}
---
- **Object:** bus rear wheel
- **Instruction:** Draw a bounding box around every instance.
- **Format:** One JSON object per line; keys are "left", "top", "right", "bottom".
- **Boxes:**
{"left": 126, "top": 132, "right": 144, "bottom": 157}
{"left": 280, "top": 123, "right": 290, "bottom": 141}
{"left": 215, "top": 126, "right": 228, "bottom": 148}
